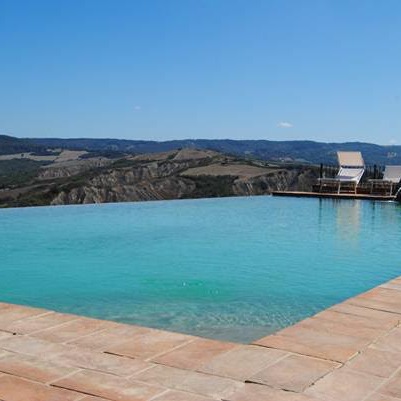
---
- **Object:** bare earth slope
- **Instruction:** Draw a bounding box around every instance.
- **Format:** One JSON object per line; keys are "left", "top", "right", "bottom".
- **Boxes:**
{"left": 0, "top": 149, "right": 318, "bottom": 208}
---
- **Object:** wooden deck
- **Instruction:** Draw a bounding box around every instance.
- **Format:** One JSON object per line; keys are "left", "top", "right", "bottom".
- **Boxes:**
{"left": 272, "top": 190, "right": 396, "bottom": 201}
{"left": 1, "top": 277, "right": 401, "bottom": 400}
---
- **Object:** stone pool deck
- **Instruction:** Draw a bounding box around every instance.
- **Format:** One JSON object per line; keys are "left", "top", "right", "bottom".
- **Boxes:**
{"left": 2, "top": 279, "right": 401, "bottom": 400}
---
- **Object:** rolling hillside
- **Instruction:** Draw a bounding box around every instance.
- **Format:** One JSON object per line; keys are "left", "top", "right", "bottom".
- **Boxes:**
{"left": 0, "top": 147, "right": 317, "bottom": 208}
{"left": 0, "top": 135, "right": 396, "bottom": 165}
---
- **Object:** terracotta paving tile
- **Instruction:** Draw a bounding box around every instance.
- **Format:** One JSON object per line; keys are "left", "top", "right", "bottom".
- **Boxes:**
{"left": 0, "top": 374, "right": 82, "bottom": 401}
{"left": 4, "top": 312, "right": 78, "bottom": 335}
{"left": 315, "top": 309, "right": 398, "bottom": 331}
{"left": 329, "top": 303, "right": 400, "bottom": 325}
{"left": 305, "top": 367, "right": 384, "bottom": 401}
{"left": 31, "top": 317, "right": 115, "bottom": 343}
{"left": 69, "top": 324, "right": 150, "bottom": 351}
{"left": 380, "top": 283, "right": 401, "bottom": 292}
{"left": 0, "top": 335, "right": 69, "bottom": 357}
{"left": 365, "top": 394, "right": 401, "bottom": 401}
{"left": 361, "top": 294, "right": 401, "bottom": 310}
{"left": 294, "top": 316, "right": 386, "bottom": 341}
{"left": 0, "top": 353, "right": 79, "bottom": 383}
{"left": 355, "top": 292, "right": 401, "bottom": 306}
{"left": 133, "top": 364, "right": 191, "bottom": 388}
{"left": 359, "top": 288, "right": 389, "bottom": 298}
{"left": 224, "top": 382, "right": 317, "bottom": 401}
{"left": 177, "top": 370, "right": 243, "bottom": 399}
{"left": 387, "top": 276, "right": 401, "bottom": 283}
{"left": 350, "top": 297, "right": 401, "bottom": 315}
{"left": 53, "top": 369, "right": 165, "bottom": 401}
{"left": 346, "top": 348, "right": 401, "bottom": 378}
{"left": 0, "top": 306, "right": 48, "bottom": 329}
{"left": 152, "top": 338, "right": 237, "bottom": 370}
{"left": 248, "top": 353, "right": 340, "bottom": 392}
{"left": 0, "top": 351, "right": 13, "bottom": 360}
{"left": 277, "top": 321, "right": 371, "bottom": 345}
{"left": 106, "top": 329, "right": 195, "bottom": 360}
{"left": 0, "top": 303, "right": 13, "bottom": 311}
{"left": 254, "top": 326, "right": 367, "bottom": 363}
{"left": 199, "top": 345, "right": 288, "bottom": 381}
{"left": 372, "top": 328, "right": 401, "bottom": 353}
{"left": 50, "top": 347, "right": 152, "bottom": 376}
{"left": 388, "top": 277, "right": 401, "bottom": 290}
{"left": 362, "top": 287, "right": 401, "bottom": 302}
{"left": 2, "top": 273, "right": 401, "bottom": 401}
{"left": 0, "top": 333, "right": 12, "bottom": 342}
{"left": 0, "top": 303, "right": 47, "bottom": 313}
{"left": 379, "top": 371, "right": 401, "bottom": 399}
{"left": 133, "top": 364, "right": 243, "bottom": 400}
{"left": 151, "top": 389, "right": 216, "bottom": 401}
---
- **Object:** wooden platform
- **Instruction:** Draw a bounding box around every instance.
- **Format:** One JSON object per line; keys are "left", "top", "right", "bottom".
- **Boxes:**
{"left": 272, "top": 191, "right": 396, "bottom": 201}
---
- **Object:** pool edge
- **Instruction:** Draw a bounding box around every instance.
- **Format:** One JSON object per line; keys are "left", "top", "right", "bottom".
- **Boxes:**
{"left": 0, "top": 276, "right": 401, "bottom": 399}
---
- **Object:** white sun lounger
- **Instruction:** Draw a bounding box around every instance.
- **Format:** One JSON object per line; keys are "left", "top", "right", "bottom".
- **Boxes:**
{"left": 369, "top": 165, "right": 401, "bottom": 195}
{"left": 318, "top": 151, "right": 365, "bottom": 194}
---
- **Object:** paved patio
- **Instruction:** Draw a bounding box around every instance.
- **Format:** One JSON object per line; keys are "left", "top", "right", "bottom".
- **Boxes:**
{"left": 1, "top": 277, "right": 401, "bottom": 400}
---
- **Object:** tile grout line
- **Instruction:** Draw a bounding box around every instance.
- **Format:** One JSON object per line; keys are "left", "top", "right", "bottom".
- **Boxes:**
{"left": 348, "top": 300, "right": 401, "bottom": 317}
{"left": 304, "top": 322, "right": 401, "bottom": 400}
{"left": 338, "top": 319, "right": 401, "bottom": 366}
{"left": 318, "top": 305, "right": 401, "bottom": 321}
{"left": 364, "top": 358, "right": 401, "bottom": 400}
{"left": 126, "top": 362, "right": 157, "bottom": 380}
{"left": 47, "top": 367, "right": 85, "bottom": 386}
{"left": 104, "top": 337, "right": 198, "bottom": 362}
{"left": 251, "top": 343, "right": 345, "bottom": 364}
{"left": 144, "top": 337, "right": 200, "bottom": 361}
{"left": 23, "top": 317, "right": 83, "bottom": 336}
{"left": 0, "top": 311, "right": 57, "bottom": 334}
{"left": 356, "top": 320, "right": 401, "bottom": 401}
{"left": 148, "top": 388, "right": 170, "bottom": 401}
{"left": 196, "top": 348, "right": 291, "bottom": 383}
{"left": 62, "top": 326, "right": 118, "bottom": 345}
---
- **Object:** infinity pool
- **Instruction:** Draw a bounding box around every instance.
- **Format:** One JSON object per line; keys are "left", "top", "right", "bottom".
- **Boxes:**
{"left": 1, "top": 196, "right": 400, "bottom": 342}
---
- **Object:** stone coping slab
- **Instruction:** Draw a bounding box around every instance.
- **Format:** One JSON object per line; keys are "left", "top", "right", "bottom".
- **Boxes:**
{"left": 1, "top": 277, "right": 401, "bottom": 400}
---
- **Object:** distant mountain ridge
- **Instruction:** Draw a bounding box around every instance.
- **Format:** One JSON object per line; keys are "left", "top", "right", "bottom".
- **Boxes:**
{"left": 0, "top": 135, "right": 47, "bottom": 155}
{"left": 1, "top": 135, "right": 400, "bottom": 165}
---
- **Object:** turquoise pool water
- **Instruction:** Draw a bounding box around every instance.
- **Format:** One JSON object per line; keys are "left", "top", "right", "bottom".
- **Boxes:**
{"left": 1, "top": 196, "right": 400, "bottom": 342}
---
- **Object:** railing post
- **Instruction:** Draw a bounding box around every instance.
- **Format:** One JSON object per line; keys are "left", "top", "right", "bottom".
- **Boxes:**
{"left": 320, "top": 163, "right": 323, "bottom": 179}
{"left": 374, "top": 164, "right": 377, "bottom": 179}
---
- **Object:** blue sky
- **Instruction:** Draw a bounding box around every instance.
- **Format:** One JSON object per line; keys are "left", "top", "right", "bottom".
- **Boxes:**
{"left": 1, "top": 0, "right": 400, "bottom": 144}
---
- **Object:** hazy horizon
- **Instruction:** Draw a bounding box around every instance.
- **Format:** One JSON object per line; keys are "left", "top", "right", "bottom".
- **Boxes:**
{"left": 2, "top": 134, "right": 397, "bottom": 148}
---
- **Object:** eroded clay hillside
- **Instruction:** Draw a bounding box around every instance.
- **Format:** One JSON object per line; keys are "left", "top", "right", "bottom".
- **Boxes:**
{"left": 0, "top": 148, "right": 318, "bottom": 208}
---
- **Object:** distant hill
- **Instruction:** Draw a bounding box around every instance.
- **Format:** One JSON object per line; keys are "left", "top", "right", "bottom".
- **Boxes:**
{"left": 28, "top": 137, "right": 401, "bottom": 165}
{"left": 0, "top": 135, "right": 47, "bottom": 155}
{"left": 0, "top": 147, "right": 318, "bottom": 208}
{"left": 1, "top": 135, "right": 400, "bottom": 165}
